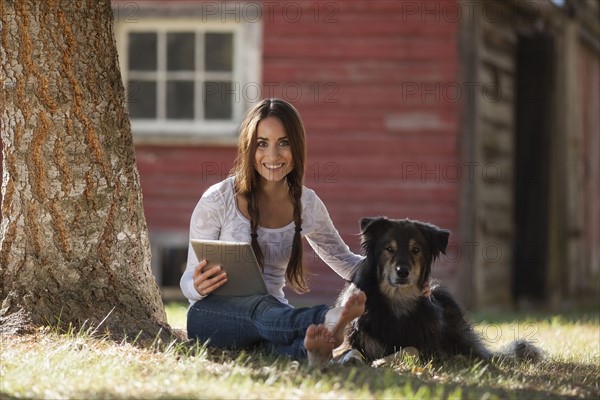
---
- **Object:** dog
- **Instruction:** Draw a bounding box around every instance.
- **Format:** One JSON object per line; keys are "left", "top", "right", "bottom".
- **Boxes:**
{"left": 336, "top": 217, "right": 542, "bottom": 364}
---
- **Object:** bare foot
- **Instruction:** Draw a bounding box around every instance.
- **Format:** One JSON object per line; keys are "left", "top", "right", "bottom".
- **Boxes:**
{"left": 324, "top": 291, "right": 366, "bottom": 348}
{"left": 304, "top": 324, "right": 335, "bottom": 368}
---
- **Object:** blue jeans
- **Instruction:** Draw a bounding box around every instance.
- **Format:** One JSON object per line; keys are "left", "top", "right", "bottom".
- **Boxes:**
{"left": 187, "top": 294, "right": 329, "bottom": 359}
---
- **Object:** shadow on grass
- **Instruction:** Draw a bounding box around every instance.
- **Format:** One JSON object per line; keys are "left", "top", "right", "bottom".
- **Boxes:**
{"left": 0, "top": 391, "right": 32, "bottom": 400}
{"left": 322, "top": 365, "right": 582, "bottom": 400}
{"left": 183, "top": 344, "right": 599, "bottom": 399}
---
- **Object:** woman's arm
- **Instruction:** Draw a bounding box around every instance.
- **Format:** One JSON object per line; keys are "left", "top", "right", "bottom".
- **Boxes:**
{"left": 180, "top": 190, "right": 225, "bottom": 302}
{"left": 304, "top": 195, "right": 364, "bottom": 281}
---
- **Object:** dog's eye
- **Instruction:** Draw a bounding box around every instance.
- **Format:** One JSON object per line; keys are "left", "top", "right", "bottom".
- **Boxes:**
{"left": 411, "top": 247, "right": 421, "bottom": 255}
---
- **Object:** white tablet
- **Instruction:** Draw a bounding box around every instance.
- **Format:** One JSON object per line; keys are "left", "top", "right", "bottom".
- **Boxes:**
{"left": 190, "top": 239, "right": 268, "bottom": 297}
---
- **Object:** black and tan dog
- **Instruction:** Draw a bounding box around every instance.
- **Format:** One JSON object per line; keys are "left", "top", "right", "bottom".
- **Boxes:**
{"left": 337, "top": 217, "right": 542, "bottom": 363}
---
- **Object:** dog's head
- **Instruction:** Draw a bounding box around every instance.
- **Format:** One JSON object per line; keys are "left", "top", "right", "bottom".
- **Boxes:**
{"left": 356, "top": 217, "right": 449, "bottom": 297}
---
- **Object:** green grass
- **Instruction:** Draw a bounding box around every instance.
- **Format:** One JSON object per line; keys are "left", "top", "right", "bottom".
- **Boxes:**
{"left": 1, "top": 303, "right": 598, "bottom": 399}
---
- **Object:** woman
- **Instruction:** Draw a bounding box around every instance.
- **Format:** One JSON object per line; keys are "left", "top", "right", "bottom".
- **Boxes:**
{"left": 181, "top": 98, "right": 367, "bottom": 367}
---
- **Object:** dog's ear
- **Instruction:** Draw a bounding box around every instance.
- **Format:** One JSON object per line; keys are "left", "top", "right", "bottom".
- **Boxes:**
{"left": 359, "top": 217, "right": 390, "bottom": 238}
{"left": 359, "top": 217, "right": 390, "bottom": 256}
{"left": 359, "top": 217, "right": 377, "bottom": 232}
{"left": 416, "top": 222, "right": 450, "bottom": 259}
{"left": 355, "top": 217, "right": 390, "bottom": 287}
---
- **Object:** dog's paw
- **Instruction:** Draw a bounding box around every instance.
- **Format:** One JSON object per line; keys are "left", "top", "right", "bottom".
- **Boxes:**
{"left": 402, "top": 346, "right": 420, "bottom": 358}
{"left": 338, "top": 349, "right": 366, "bottom": 366}
{"left": 371, "top": 347, "right": 420, "bottom": 367}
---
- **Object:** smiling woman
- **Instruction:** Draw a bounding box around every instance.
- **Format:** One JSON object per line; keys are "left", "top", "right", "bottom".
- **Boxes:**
{"left": 229, "top": 99, "right": 307, "bottom": 286}
{"left": 179, "top": 98, "right": 368, "bottom": 368}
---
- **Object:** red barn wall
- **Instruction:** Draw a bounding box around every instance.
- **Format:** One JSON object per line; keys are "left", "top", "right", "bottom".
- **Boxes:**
{"left": 136, "top": 145, "right": 237, "bottom": 233}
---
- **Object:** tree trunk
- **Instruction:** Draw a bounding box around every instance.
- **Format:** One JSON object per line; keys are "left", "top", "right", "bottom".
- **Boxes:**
{"left": 0, "top": 0, "right": 170, "bottom": 341}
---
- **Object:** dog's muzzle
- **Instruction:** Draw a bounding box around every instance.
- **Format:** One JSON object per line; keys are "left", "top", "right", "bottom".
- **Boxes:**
{"left": 391, "top": 265, "right": 410, "bottom": 285}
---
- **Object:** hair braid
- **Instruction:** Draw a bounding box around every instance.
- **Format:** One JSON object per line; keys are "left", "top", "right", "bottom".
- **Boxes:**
{"left": 245, "top": 190, "right": 264, "bottom": 271}
{"left": 286, "top": 178, "right": 307, "bottom": 293}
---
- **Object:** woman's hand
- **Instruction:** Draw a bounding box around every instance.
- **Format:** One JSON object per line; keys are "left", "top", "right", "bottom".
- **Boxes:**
{"left": 193, "top": 259, "right": 228, "bottom": 296}
{"left": 423, "top": 280, "right": 431, "bottom": 298}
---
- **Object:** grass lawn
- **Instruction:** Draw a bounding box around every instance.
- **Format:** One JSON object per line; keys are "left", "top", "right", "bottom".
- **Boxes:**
{"left": 1, "top": 302, "right": 598, "bottom": 399}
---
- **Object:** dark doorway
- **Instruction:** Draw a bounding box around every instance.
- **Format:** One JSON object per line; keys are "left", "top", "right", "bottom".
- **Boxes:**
{"left": 513, "top": 33, "right": 555, "bottom": 303}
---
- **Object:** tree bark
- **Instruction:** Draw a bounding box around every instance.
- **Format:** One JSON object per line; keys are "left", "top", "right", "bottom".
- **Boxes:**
{"left": 0, "top": 0, "right": 170, "bottom": 341}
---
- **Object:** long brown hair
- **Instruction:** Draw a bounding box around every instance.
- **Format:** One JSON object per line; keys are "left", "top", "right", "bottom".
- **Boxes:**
{"left": 230, "top": 98, "right": 308, "bottom": 293}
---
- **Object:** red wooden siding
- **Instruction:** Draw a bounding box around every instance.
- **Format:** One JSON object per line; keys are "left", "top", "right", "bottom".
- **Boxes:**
{"left": 136, "top": 145, "right": 238, "bottom": 232}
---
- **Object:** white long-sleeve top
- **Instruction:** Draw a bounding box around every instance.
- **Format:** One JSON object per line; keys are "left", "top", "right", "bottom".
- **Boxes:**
{"left": 180, "top": 176, "right": 363, "bottom": 304}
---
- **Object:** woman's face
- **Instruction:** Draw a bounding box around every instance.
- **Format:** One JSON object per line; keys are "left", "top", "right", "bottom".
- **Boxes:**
{"left": 254, "top": 116, "right": 293, "bottom": 184}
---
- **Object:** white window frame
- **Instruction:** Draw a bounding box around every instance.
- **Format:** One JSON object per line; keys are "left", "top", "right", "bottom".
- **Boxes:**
{"left": 114, "top": 17, "right": 261, "bottom": 141}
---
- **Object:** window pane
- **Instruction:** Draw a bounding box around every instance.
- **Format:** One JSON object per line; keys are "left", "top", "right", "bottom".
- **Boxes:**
{"left": 167, "top": 80, "right": 194, "bottom": 120}
{"left": 167, "top": 32, "right": 195, "bottom": 71}
{"left": 204, "top": 81, "right": 232, "bottom": 120}
{"left": 128, "top": 32, "right": 157, "bottom": 71}
{"left": 205, "top": 33, "right": 233, "bottom": 72}
{"left": 127, "top": 80, "right": 156, "bottom": 119}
